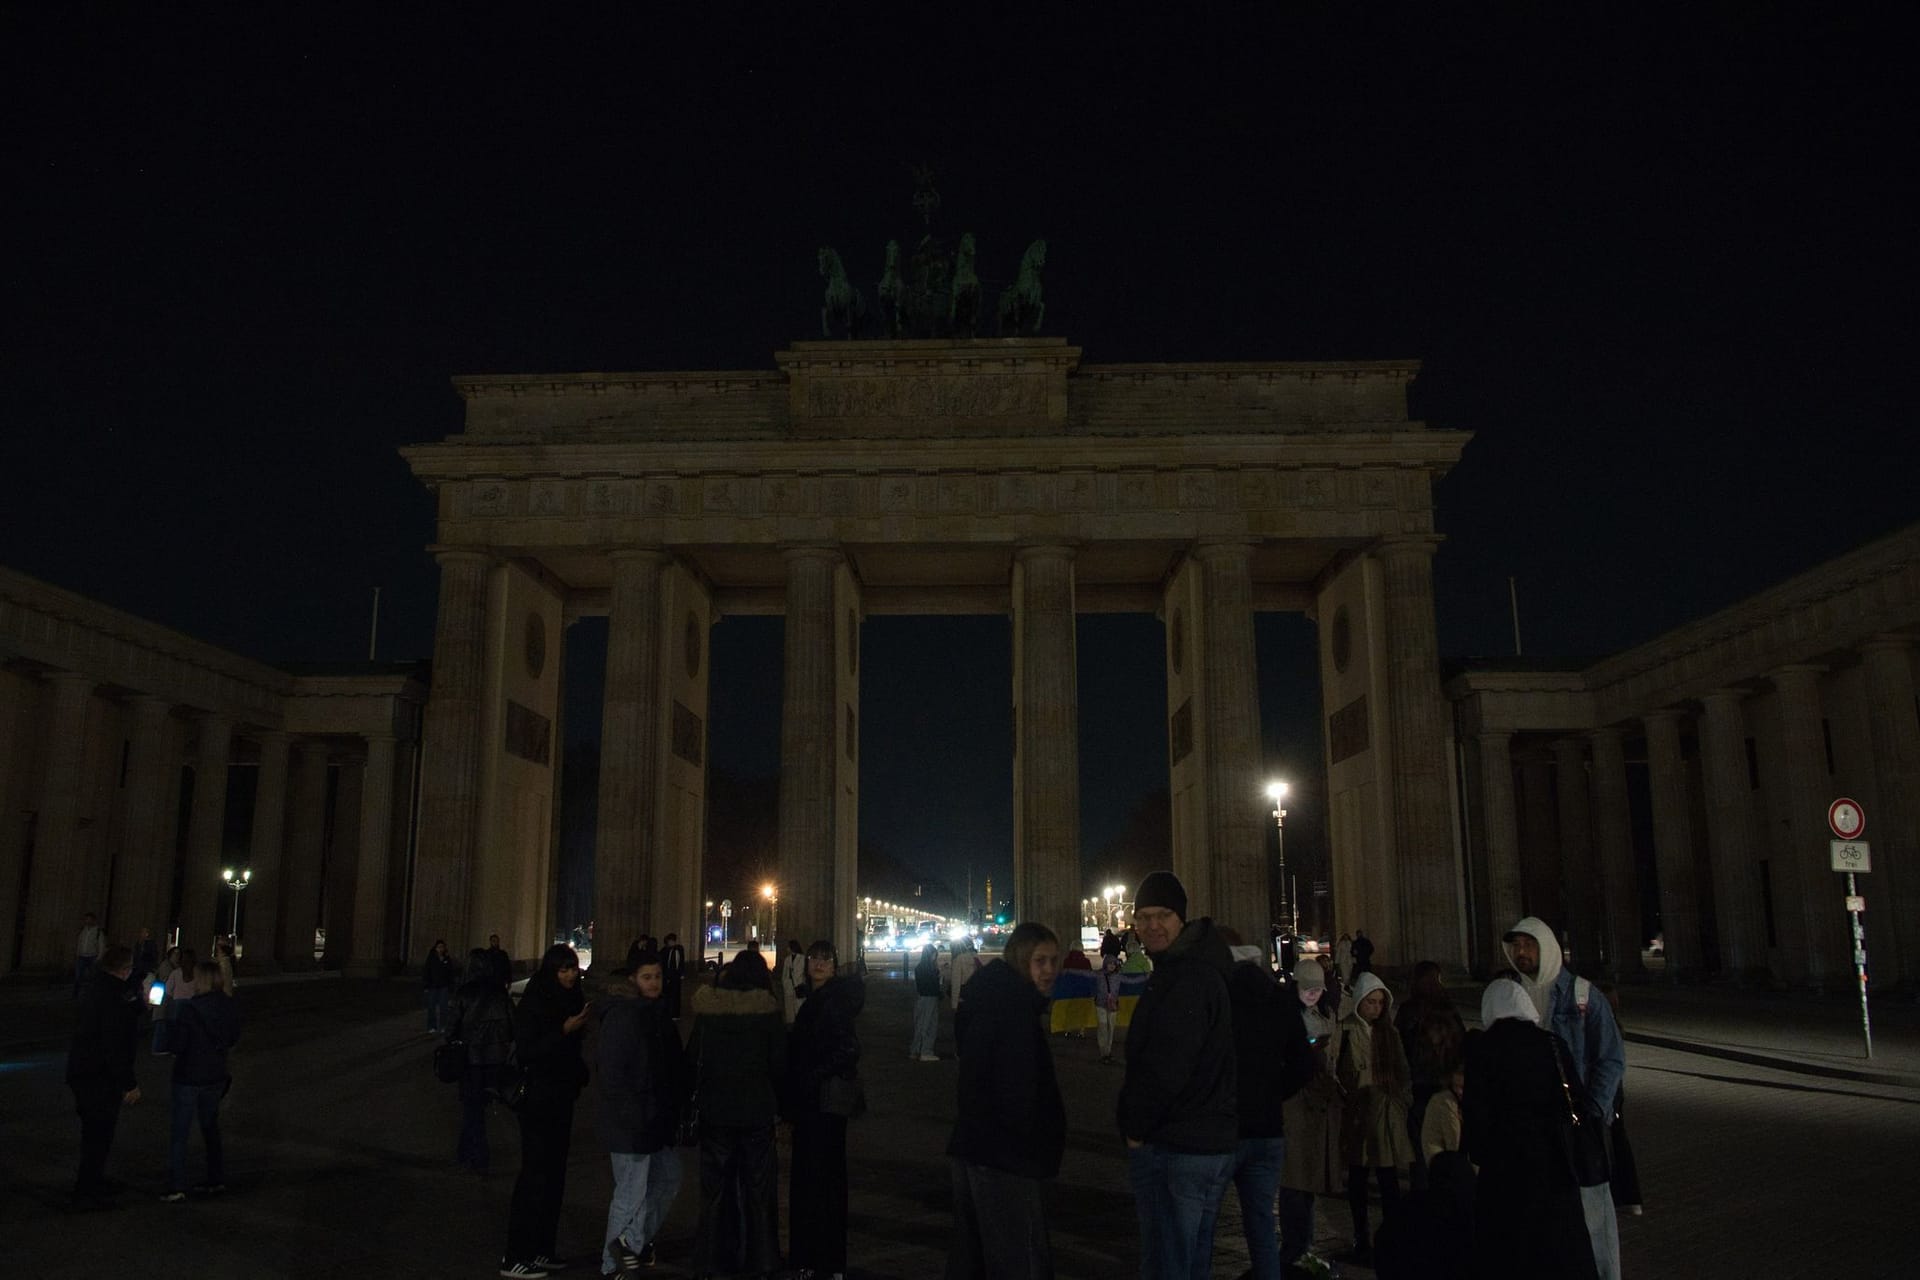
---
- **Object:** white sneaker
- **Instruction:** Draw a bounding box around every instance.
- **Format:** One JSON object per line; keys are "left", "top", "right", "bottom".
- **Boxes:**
{"left": 498, "top": 1264, "right": 548, "bottom": 1279}
{"left": 918, "top": 1053, "right": 940, "bottom": 1062}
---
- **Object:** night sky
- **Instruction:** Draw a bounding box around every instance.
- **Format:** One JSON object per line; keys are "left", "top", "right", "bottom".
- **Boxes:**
{"left": 5, "top": 7, "right": 1910, "bottom": 920}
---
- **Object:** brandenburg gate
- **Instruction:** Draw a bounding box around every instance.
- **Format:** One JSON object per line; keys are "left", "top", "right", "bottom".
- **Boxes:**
{"left": 401, "top": 339, "right": 1470, "bottom": 967}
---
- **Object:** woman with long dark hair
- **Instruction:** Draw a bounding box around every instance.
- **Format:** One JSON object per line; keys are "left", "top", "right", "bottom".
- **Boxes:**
{"left": 1336, "top": 971, "right": 1413, "bottom": 1265}
{"left": 446, "top": 947, "right": 513, "bottom": 1176}
{"left": 786, "top": 939, "right": 865, "bottom": 1280}
{"left": 500, "top": 944, "right": 592, "bottom": 1279}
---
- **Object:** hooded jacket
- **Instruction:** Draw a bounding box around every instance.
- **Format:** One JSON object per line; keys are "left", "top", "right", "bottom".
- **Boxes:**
{"left": 172, "top": 990, "right": 241, "bottom": 1088}
{"left": 1337, "top": 972, "right": 1415, "bottom": 1170}
{"left": 1502, "top": 916, "right": 1625, "bottom": 1121}
{"left": 1116, "top": 916, "right": 1237, "bottom": 1153}
{"left": 596, "top": 989, "right": 688, "bottom": 1153}
{"left": 948, "top": 958, "right": 1066, "bottom": 1178}
{"left": 1226, "top": 944, "right": 1314, "bottom": 1138}
{"left": 689, "top": 980, "right": 787, "bottom": 1128}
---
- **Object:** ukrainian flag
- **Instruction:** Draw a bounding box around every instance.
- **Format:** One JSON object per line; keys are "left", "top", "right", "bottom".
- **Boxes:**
{"left": 1047, "top": 969, "right": 1150, "bottom": 1033}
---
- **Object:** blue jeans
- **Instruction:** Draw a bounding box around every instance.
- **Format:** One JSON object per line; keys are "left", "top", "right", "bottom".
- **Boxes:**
{"left": 1127, "top": 1143, "right": 1235, "bottom": 1280}
{"left": 911, "top": 995, "right": 940, "bottom": 1056}
{"left": 604, "top": 1149, "right": 681, "bottom": 1273}
{"left": 169, "top": 1082, "right": 225, "bottom": 1191}
{"left": 1233, "top": 1136, "right": 1287, "bottom": 1280}
{"left": 425, "top": 986, "right": 449, "bottom": 1032}
{"left": 73, "top": 955, "right": 95, "bottom": 998}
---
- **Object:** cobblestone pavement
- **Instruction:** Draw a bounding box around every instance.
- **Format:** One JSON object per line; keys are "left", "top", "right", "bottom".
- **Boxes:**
{"left": 4, "top": 970, "right": 1918, "bottom": 1278}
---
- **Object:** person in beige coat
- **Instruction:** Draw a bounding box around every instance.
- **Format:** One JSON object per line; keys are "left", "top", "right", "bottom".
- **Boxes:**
{"left": 1336, "top": 971, "right": 1413, "bottom": 1264}
{"left": 1279, "top": 959, "right": 1343, "bottom": 1271}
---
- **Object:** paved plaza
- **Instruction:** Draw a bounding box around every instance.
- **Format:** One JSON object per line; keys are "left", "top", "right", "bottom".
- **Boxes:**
{"left": 4, "top": 966, "right": 1919, "bottom": 1279}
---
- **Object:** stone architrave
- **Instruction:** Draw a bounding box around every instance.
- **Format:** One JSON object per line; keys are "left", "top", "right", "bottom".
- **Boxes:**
{"left": 108, "top": 696, "right": 175, "bottom": 939}
{"left": 1550, "top": 738, "right": 1597, "bottom": 970}
{"left": 1476, "top": 731, "right": 1525, "bottom": 953}
{"left": 1013, "top": 545, "right": 1083, "bottom": 950}
{"left": 1771, "top": 665, "right": 1841, "bottom": 987}
{"left": 279, "top": 742, "right": 331, "bottom": 967}
{"left": 778, "top": 549, "right": 845, "bottom": 951}
{"left": 23, "top": 672, "right": 96, "bottom": 970}
{"left": 411, "top": 550, "right": 492, "bottom": 957}
{"left": 596, "top": 549, "right": 670, "bottom": 953}
{"left": 347, "top": 735, "right": 397, "bottom": 975}
{"left": 1643, "top": 710, "right": 1702, "bottom": 980}
{"left": 1697, "top": 689, "right": 1770, "bottom": 980}
{"left": 1861, "top": 638, "right": 1920, "bottom": 989}
{"left": 246, "top": 732, "right": 292, "bottom": 965}
{"left": 183, "top": 714, "right": 236, "bottom": 947}
{"left": 1588, "top": 727, "right": 1644, "bottom": 977}
{"left": 1375, "top": 538, "right": 1459, "bottom": 965}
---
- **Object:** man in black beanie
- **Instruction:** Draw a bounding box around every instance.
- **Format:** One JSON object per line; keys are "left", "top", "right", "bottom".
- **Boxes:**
{"left": 1116, "top": 870, "right": 1238, "bottom": 1278}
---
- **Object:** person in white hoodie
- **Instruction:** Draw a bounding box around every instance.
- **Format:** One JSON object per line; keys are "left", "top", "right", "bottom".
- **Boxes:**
{"left": 1502, "top": 917, "right": 1625, "bottom": 1280}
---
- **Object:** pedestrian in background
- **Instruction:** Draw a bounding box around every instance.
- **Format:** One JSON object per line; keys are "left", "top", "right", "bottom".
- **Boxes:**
{"left": 1221, "top": 930, "right": 1315, "bottom": 1280}
{"left": 946, "top": 922, "right": 1064, "bottom": 1280}
{"left": 156, "top": 946, "right": 198, "bottom": 1057}
{"left": 782, "top": 939, "right": 808, "bottom": 1025}
{"left": 66, "top": 943, "right": 140, "bottom": 1206}
{"left": 689, "top": 952, "right": 786, "bottom": 1279}
{"left": 214, "top": 935, "right": 237, "bottom": 990}
{"left": 131, "top": 927, "right": 159, "bottom": 989}
{"left": 948, "top": 936, "right": 980, "bottom": 1014}
{"left": 162, "top": 959, "right": 238, "bottom": 1201}
{"left": 1350, "top": 930, "right": 1375, "bottom": 979}
{"left": 1335, "top": 933, "right": 1354, "bottom": 987}
{"left": 1395, "top": 960, "right": 1465, "bottom": 1189}
{"left": 787, "top": 939, "right": 866, "bottom": 1280}
{"left": 501, "top": 944, "right": 592, "bottom": 1279}
{"left": 910, "top": 943, "right": 942, "bottom": 1061}
{"left": 1093, "top": 951, "right": 1123, "bottom": 1063}
{"left": 1337, "top": 972, "right": 1413, "bottom": 1266}
{"left": 1466, "top": 978, "right": 1601, "bottom": 1279}
{"left": 423, "top": 939, "right": 456, "bottom": 1036}
{"left": 598, "top": 949, "right": 687, "bottom": 1274}
{"left": 74, "top": 911, "right": 104, "bottom": 997}
{"left": 1116, "top": 870, "right": 1237, "bottom": 1280}
{"left": 1279, "top": 959, "right": 1343, "bottom": 1272}
{"left": 661, "top": 932, "right": 686, "bottom": 1020}
{"left": 485, "top": 933, "right": 513, "bottom": 986}
{"left": 446, "top": 947, "right": 514, "bottom": 1176}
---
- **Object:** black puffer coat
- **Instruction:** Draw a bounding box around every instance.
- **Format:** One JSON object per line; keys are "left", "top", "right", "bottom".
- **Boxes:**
{"left": 1116, "top": 917, "right": 1237, "bottom": 1152}
{"left": 1226, "top": 951, "right": 1313, "bottom": 1138}
{"left": 787, "top": 973, "right": 865, "bottom": 1116}
{"left": 947, "top": 959, "right": 1065, "bottom": 1179}
{"left": 596, "top": 992, "right": 687, "bottom": 1153}
{"left": 448, "top": 963, "right": 514, "bottom": 1069}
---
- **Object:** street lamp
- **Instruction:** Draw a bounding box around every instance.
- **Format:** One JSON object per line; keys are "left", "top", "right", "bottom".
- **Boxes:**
{"left": 762, "top": 882, "right": 777, "bottom": 947}
{"left": 221, "top": 866, "right": 252, "bottom": 948}
{"left": 1265, "top": 781, "right": 1293, "bottom": 961}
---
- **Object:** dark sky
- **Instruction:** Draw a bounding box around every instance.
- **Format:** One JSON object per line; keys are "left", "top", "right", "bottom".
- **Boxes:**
{"left": 4, "top": 6, "right": 1910, "bottom": 912}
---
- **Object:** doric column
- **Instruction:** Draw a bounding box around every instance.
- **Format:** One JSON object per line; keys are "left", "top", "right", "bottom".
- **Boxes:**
{"left": 1771, "top": 664, "right": 1842, "bottom": 986}
{"left": 108, "top": 696, "right": 176, "bottom": 939}
{"left": 246, "top": 731, "right": 291, "bottom": 965}
{"left": 278, "top": 741, "right": 331, "bottom": 966}
{"left": 1588, "top": 727, "right": 1644, "bottom": 977}
{"left": 1550, "top": 738, "right": 1597, "bottom": 971}
{"left": 1013, "top": 545, "right": 1084, "bottom": 949}
{"left": 1376, "top": 538, "right": 1461, "bottom": 965}
{"left": 1861, "top": 637, "right": 1920, "bottom": 989}
{"left": 1697, "top": 689, "right": 1770, "bottom": 980}
{"left": 595, "top": 549, "right": 669, "bottom": 954}
{"left": 779, "top": 548, "right": 841, "bottom": 951}
{"left": 183, "top": 713, "right": 235, "bottom": 948}
{"left": 23, "top": 672, "right": 97, "bottom": 970}
{"left": 347, "top": 734, "right": 398, "bottom": 975}
{"left": 412, "top": 550, "right": 492, "bottom": 955}
{"left": 1643, "top": 709, "right": 1702, "bottom": 980}
{"left": 1476, "top": 732, "right": 1525, "bottom": 951}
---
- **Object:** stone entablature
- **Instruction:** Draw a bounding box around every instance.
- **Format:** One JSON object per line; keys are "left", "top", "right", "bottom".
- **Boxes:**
{"left": 0, "top": 567, "right": 290, "bottom": 726}
{"left": 449, "top": 341, "right": 1422, "bottom": 444}
{"left": 284, "top": 669, "right": 428, "bottom": 741}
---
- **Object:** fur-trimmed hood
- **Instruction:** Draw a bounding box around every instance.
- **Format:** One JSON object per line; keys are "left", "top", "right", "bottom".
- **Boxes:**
{"left": 693, "top": 983, "right": 779, "bottom": 1017}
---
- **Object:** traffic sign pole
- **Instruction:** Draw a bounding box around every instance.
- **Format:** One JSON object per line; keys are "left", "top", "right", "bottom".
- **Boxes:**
{"left": 1829, "top": 798, "right": 1872, "bottom": 1060}
{"left": 1848, "top": 871, "right": 1872, "bottom": 1060}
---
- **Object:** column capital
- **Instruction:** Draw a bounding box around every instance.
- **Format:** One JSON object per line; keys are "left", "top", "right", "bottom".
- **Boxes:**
{"left": 1585, "top": 723, "right": 1627, "bottom": 746}
{"left": 1475, "top": 728, "right": 1513, "bottom": 747}
{"left": 252, "top": 728, "right": 293, "bottom": 747}
{"left": 126, "top": 693, "right": 174, "bottom": 717}
{"left": 780, "top": 544, "right": 844, "bottom": 566}
{"left": 1548, "top": 736, "right": 1588, "bottom": 761}
{"left": 1769, "top": 662, "right": 1826, "bottom": 686}
{"left": 430, "top": 546, "right": 495, "bottom": 568}
{"left": 608, "top": 546, "right": 671, "bottom": 566}
{"left": 1642, "top": 707, "right": 1688, "bottom": 727}
{"left": 1370, "top": 534, "right": 1444, "bottom": 561}
{"left": 1699, "top": 686, "right": 1750, "bottom": 708}
{"left": 1014, "top": 542, "right": 1079, "bottom": 564}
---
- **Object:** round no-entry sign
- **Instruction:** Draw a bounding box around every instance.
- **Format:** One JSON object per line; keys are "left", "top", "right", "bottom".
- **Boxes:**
{"left": 1829, "top": 798, "right": 1866, "bottom": 840}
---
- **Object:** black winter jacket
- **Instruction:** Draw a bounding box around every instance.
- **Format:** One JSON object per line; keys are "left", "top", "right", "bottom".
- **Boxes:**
{"left": 423, "top": 950, "right": 458, "bottom": 989}
{"left": 947, "top": 959, "right": 1065, "bottom": 1179}
{"left": 596, "top": 992, "right": 687, "bottom": 1153}
{"left": 171, "top": 991, "right": 240, "bottom": 1088}
{"left": 66, "top": 968, "right": 140, "bottom": 1092}
{"left": 514, "top": 975, "right": 588, "bottom": 1111}
{"left": 448, "top": 977, "right": 514, "bottom": 1068}
{"left": 787, "top": 974, "right": 864, "bottom": 1116}
{"left": 1117, "top": 917, "right": 1238, "bottom": 1153}
{"left": 688, "top": 982, "right": 787, "bottom": 1128}
{"left": 1227, "top": 956, "right": 1314, "bottom": 1138}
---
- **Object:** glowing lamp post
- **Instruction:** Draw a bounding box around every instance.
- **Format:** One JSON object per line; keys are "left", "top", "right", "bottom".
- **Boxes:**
{"left": 763, "top": 882, "right": 777, "bottom": 948}
{"left": 1265, "top": 781, "right": 1293, "bottom": 945}
{"left": 221, "top": 866, "right": 252, "bottom": 948}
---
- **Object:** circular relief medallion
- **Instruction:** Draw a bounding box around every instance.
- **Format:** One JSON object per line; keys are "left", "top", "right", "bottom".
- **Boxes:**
{"left": 847, "top": 609, "right": 859, "bottom": 676}
{"left": 524, "top": 613, "right": 547, "bottom": 679}
{"left": 683, "top": 612, "right": 702, "bottom": 679}
{"left": 1170, "top": 608, "right": 1186, "bottom": 675}
{"left": 1331, "top": 605, "right": 1352, "bottom": 675}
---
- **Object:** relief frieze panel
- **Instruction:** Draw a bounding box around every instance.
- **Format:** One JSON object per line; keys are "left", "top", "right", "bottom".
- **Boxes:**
{"left": 802, "top": 373, "right": 1048, "bottom": 422}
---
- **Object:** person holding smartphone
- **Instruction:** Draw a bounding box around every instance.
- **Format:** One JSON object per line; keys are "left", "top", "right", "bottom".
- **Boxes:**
{"left": 500, "top": 945, "right": 592, "bottom": 1279}
{"left": 1279, "top": 959, "right": 1345, "bottom": 1272}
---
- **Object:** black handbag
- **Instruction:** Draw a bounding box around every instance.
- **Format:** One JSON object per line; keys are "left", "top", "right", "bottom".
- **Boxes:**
{"left": 433, "top": 1039, "right": 465, "bottom": 1084}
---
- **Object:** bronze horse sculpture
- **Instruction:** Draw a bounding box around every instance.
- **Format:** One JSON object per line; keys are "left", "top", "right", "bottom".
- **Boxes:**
{"left": 949, "top": 232, "right": 981, "bottom": 338}
{"left": 996, "top": 238, "right": 1046, "bottom": 336}
{"left": 819, "top": 246, "right": 867, "bottom": 338}
{"left": 876, "top": 240, "right": 905, "bottom": 338}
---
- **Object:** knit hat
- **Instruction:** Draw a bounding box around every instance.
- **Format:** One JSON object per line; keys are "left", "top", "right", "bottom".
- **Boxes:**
{"left": 1134, "top": 870, "right": 1188, "bottom": 920}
